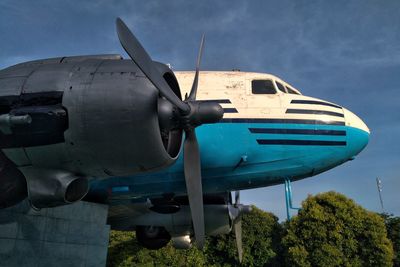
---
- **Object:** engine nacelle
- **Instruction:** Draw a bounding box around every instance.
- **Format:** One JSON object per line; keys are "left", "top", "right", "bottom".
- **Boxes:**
{"left": 109, "top": 203, "right": 232, "bottom": 243}
{"left": 64, "top": 59, "right": 183, "bottom": 177}
{"left": 0, "top": 56, "right": 183, "bottom": 179}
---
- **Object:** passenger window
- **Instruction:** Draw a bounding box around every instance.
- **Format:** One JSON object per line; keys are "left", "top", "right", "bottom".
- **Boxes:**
{"left": 252, "top": 80, "right": 276, "bottom": 94}
{"left": 276, "top": 82, "right": 287, "bottom": 93}
{"left": 285, "top": 86, "right": 300, "bottom": 95}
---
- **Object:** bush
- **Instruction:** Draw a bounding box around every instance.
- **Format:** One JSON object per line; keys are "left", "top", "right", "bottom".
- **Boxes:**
{"left": 282, "top": 191, "right": 394, "bottom": 267}
{"left": 107, "top": 230, "right": 206, "bottom": 266}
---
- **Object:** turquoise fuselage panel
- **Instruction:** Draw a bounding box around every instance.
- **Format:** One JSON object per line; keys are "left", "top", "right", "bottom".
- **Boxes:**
{"left": 89, "top": 121, "right": 369, "bottom": 200}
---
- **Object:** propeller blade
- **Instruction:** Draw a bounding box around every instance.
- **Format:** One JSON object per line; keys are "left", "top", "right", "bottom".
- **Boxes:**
{"left": 234, "top": 218, "right": 243, "bottom": 263}
{"left": 188, "top": 34, "right": 205, "bottom": 101}
{"left": 183, "top": 129, "right": 205, "bottom": 248}
{"left": 116, "top": 18, "right": 190, "bottom": 113}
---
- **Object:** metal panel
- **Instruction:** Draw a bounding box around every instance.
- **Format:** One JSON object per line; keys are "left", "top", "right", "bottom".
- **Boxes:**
{"left": 2, "top": 148, "right": 31, "bottom": 166}
{"left": 17, "top": 57, "right": 64, "bottom": 66}
{"left": 61, "top": 54, "right": 122, "bottom": 63}
{"left": 96, "top": 59, "right": 143, "bottom": 75}
{"left": 63, "top": 59, "right": 174, "bottom": 177}
{"left": 23, "top": 143, "right": 72, "bottom": 169}
{"left": 62, "top": 59, "right": 106, "bottom": 176}
{"left": 0, "top": 64, "right": 37, "bottom": 79}
{"left": 0, "top": 77, "right": 25, "bottom": 96}
{"left": 22, "top": 64, "right": 74, "bottom": 94}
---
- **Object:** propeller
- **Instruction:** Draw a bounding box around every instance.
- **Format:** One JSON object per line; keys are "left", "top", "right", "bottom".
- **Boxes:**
{"left": 116, "top": 18, "right": 223, "bottom": 248}
{"left": 229, "top": 191, "right": 252, "bottom": 263}
{"left": 187, "top": 34, "right": 205, "bottom": 101}
{"left": 116, "top": 18, "right": 189, "bottom": 113}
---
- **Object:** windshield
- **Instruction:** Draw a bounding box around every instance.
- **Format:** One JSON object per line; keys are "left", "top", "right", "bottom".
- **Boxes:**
{"left": 285, "top": 85, "right": 300, "bottom": 95}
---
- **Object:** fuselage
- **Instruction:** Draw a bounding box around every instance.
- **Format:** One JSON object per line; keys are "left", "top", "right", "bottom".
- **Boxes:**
{"left": 0, "top": 55, "right": 369, "bottom": 205}
{"left": 91, "top": 70, "right": 370, "bottom": 202}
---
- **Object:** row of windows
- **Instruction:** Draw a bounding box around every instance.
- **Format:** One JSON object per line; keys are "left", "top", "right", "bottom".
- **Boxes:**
{"left": 252, "top": 80, "right": 300, "bottom": 95}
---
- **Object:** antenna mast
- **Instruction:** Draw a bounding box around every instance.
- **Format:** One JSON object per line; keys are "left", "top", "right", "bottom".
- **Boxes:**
{"left": 376, "top": 177, "right": 385, "bottom": 213}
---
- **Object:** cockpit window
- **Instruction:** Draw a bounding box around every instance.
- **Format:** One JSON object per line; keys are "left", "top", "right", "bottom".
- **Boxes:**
{"left": 285, "top": 86, "right": 300, "bottom": 95}
{"left": 276, "top": 81, "right": 287, "bottom": 93}
{"left": 252, "top": 80, "right": 276, "bottom": 94}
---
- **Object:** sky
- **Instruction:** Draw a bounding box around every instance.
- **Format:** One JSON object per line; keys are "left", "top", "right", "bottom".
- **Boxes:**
{"left": 0, "top": 0, "right": 399, "bottom": 220}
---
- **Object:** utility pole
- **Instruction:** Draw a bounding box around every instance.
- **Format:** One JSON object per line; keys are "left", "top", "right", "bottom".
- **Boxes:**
{"left": 376, "top": 177, "right": 385, "bottom": 213}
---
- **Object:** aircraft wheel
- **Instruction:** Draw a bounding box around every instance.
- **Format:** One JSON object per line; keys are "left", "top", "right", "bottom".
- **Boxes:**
{"left": 136, "top": 225, "right": 171, "bottom": 249}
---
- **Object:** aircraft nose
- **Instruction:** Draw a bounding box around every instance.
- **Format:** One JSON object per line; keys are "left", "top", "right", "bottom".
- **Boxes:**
{"left": 343, "top": 108, "right": 370, "bottom": 156}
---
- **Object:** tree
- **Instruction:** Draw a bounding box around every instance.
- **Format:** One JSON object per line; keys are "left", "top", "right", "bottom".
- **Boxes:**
{"left": 381, "top": 213, "right": 400, "bottom": 267}
{"left": 107, "top": 207, "right": 282, "bottom": 267}
{"left": 205, "top": 206, "right": 283, "bottom": 266}
{"left": 107, "top": 193, "right": 395, "bottom": 266}
{"left": 282, "top": 191, "right": 394, "bottom": 267}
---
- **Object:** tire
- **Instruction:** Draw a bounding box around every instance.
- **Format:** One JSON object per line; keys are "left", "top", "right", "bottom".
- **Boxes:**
{"left": 136, "top": 225, "right": 171, "bottom": 250}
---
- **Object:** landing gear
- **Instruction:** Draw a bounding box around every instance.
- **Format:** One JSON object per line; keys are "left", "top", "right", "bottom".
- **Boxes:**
{"left": 284, "top": 178, "right": 301, "bottom": 220}
{"left": 136, "top": 225, "right": 171, "bottom": 249}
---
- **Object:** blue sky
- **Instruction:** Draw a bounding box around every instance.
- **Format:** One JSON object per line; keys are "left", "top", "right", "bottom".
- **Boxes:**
{"left": 1, "top": 0, "right": 399, "bottom": 220}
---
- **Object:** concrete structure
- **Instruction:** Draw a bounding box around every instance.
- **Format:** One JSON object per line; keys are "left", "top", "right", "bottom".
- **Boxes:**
{"left": 0, "top": 200, "right": 110, "bottom": 267}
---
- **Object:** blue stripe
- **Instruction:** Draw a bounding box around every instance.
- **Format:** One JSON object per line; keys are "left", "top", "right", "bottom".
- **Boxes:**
{"left": 286, "top": 109, "right": 344, "bottom": 118}
{"left": 223, "top": 108, "right": 238, "bottom": 113}
{"left": 199, "top": 99, "right": 231, "bottom": 103}
{"left": 221, "top": 118, "right": 345, "bottom": 125}
{"left": 257, "top": 139, "right": 347, "bottom": 146}
{"left": 249, "top": 128, "right": 346, "bottom": 136}
{"left": 291, "top": 99, "right": 342, "bottom": 109}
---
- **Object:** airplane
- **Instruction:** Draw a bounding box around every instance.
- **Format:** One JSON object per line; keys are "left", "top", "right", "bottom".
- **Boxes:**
{"left": 0, "top": 18, "right": 369, "bottom": 261}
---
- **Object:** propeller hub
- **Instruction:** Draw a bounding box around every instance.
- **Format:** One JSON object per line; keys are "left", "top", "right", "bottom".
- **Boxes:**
{"left": 180, "top": 101, "right": 224, "bottom": 131}
{"left": 158, "top": 98, "right": 179, "bottom": 132}
{"left": 158, "top": 100, "right": 223, "bottom": 132}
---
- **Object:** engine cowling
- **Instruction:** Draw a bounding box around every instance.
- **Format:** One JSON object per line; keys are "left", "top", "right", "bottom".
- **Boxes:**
{"left": 108, "top": 202, "right": 232, "bottom": 249}
{"left": 63, "top": 59, "right": 183, "bottom": 177}
{"left": 120, "top": 205, "right": 231, "bottom": 249}
{"left": 0, "top": 56, "right": 183, "bottom": 179}
{"left": 109, "top": 203, "right": 232, "bottom": 235}
{"left": 0, "top": 56, "right": 184, "bottom": 208}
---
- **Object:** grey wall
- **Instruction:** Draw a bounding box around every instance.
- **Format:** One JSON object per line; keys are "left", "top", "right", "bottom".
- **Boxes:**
{"left": 0, "top": 200, "right": 110, "bottom": 267}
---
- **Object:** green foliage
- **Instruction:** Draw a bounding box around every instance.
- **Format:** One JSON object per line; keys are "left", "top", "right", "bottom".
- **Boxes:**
{"left": 282, "top": 191, "right": 394, "bottom": 267}
{"left": 107, "top": 230, "right": 206, "bottom": 266}
{"left": 107, "top": 192, "right": 397, "bottom": 267}
{"left": 205, "top": 206, "right": 283, "bottom": 266}
{"left": 381, "top": 213, "right": 400, "bottom": 267}
{"left": 107, "top": 207, "right": 282, "bottom": 267}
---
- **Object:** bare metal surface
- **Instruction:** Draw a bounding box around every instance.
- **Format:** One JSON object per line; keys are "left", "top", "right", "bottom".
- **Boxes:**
{"left": 108, "top": 203, "right": 230, "bottom": 237}
{"left": 19, "top": 167, "right": 88, "bottom": 209}
{"left": 0, "top": 200, "right": 110, "bottom": 267}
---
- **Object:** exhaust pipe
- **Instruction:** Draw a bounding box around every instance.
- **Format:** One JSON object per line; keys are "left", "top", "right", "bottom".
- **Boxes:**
{"left": 20, "top": 168, "right": 89, "bottom": 209}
